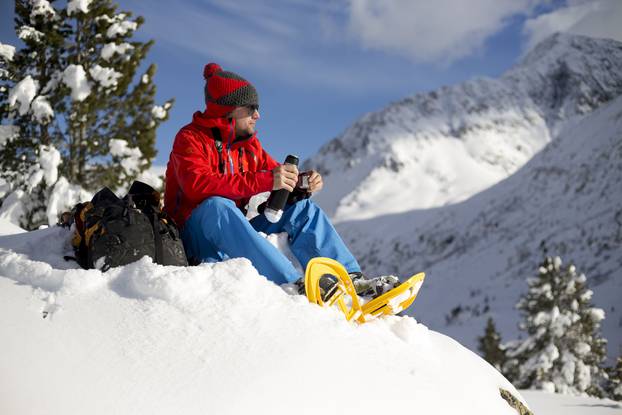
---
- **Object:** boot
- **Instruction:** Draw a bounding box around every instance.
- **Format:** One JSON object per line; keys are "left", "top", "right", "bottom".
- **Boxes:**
{"left": 295, "top": 274, "right": 339, "bottom": 302}
{"left": 349, "top": 272, "right": 400, "bottom": 298}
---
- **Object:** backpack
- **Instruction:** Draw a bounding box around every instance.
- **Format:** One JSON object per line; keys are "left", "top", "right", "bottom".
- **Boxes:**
{"left": 65, "top": 181, "right": 188, "bottom": 271}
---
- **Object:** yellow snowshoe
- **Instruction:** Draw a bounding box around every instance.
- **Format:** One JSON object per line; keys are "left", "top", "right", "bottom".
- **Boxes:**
{"left": 304, "top": 257, "right": 425, "bottom": 323}
{"left": 304, "top": 257, "right": 363, "bottom": 322}
{"left": 358, "top": 272, "right": 425, "bottom": 322}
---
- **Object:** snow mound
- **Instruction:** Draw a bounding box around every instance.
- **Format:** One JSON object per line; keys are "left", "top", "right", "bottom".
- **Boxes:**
{"left": 0, "top": 223, "right": 523, "bottom": 414}
{"left": 0, "top": 219, "right": 25, "bottom": 236}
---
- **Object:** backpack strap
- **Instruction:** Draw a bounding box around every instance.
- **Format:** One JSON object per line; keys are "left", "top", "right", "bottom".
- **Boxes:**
{"left": 238, "top": 147, "right": 244, "bottom": 173}
{"left": 152, "top": 212, "right": 164, "bottom": 264}
{"left": 211, "top": 127, "right": 226, "bottom": 174}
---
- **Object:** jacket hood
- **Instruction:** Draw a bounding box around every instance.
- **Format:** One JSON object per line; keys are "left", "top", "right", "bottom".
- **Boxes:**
{"left": 191, "top": 111, "right": 257, "bottom": 148}
{"left": 192, "top": 110, "right": 232, "bottom": 131}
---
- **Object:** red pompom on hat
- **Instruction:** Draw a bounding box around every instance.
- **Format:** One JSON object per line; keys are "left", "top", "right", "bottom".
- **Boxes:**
{"left": 203, "top": 63, "right": 222, "bottom": 80}
{"left": 202, "top": 63, "right": 258, "bottom": 118}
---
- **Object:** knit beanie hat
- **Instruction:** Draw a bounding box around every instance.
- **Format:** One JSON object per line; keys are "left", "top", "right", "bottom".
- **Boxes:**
{"left": 203, "top": 63, "right": 259, "bottom": 118}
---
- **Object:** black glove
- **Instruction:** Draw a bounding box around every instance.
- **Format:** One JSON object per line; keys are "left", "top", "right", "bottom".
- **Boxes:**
{"left": 287, "top": 187, "right": 311, "bottom": 205}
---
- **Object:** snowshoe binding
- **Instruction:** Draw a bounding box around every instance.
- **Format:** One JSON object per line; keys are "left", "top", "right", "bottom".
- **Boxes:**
{"left": 350, "top": 272, "right": 401, "bottom": 298}
{"left": 304, "top": 257, "right": 425, "bottom": 323}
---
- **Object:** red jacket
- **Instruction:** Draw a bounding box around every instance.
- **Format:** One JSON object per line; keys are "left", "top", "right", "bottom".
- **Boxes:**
{"left": 164, "top": 111, "right": 278, "bottom": 227}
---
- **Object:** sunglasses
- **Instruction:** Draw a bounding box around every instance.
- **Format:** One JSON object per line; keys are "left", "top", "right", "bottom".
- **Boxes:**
{"left": 245, "top": 104, "right": 259, "bottom": 113}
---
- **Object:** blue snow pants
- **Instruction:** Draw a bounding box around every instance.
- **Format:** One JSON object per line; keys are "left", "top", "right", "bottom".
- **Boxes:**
{"left": 180, "top": 196, "right": 361, "bottom": 285}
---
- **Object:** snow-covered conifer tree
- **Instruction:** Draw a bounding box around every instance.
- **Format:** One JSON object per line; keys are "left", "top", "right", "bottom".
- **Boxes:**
{"left": 505, "top": 256, "right": 608, "bottom": 396}
{"left": 0, "top": 0, "right": 66, "bottom": 227}
{"left": 0, "top": 0, "right": 173, "bottom": 229}
{"left": 606, "top": 356, "right": 622, "bottom": 401}
{"left": 477, "top": 317, "right": 507, "bottom": 373}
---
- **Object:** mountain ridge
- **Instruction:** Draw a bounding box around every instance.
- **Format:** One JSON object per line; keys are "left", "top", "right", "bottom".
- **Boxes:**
{"left": 305, "top": 33, "right": 622, "bottom": 222}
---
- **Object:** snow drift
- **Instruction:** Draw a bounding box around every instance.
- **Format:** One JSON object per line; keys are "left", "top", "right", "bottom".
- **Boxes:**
{"left": 0, "top": 221, "right": 524, "bottom": 414}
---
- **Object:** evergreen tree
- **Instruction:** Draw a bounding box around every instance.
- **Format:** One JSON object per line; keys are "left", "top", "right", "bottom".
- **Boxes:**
{"left": 0, "top": 0, "right": 66, "bottom": 227}
{"left": 606, "top": 356, "right": 622, "bottom": 401}
{"left": 0, "top": 0, "right": 173, "bottom": 229}
{"left": 504, "top": 256, "right": 608, "bottom": 396}
{"left": 478, "top": 317, "right": 507, "bottom": 373}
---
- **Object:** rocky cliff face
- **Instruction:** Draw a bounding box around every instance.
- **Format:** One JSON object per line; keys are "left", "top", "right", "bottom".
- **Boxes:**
{"left": 503, "top": 33, "right": 622, "bottom": 125}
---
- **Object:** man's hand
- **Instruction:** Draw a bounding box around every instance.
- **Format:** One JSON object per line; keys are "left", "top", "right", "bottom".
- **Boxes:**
{"left": 272, "top": 164, "right": 299, "bottom": 192}
{"left": 307, "top": 170, "right": 323, "bottom": 194}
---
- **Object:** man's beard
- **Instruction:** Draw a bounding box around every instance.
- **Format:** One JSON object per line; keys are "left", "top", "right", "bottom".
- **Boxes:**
{"left": 235, "top": 128, "right": 254, "bottom": 140}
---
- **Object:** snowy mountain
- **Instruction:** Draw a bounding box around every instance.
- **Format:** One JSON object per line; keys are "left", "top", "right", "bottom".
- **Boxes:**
{"left": 304, "top": 34, "right": 622, "bottom": 359}
{"left": 0, "top": 220, "right": 525, "bottom": 414}
{"left": 305, "top": 33, "right": 622, "bottom": 222}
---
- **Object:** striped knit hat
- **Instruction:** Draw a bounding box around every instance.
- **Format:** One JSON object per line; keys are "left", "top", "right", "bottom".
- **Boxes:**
{"left": 203, "top": 63, "right": 258, "bottom": 118}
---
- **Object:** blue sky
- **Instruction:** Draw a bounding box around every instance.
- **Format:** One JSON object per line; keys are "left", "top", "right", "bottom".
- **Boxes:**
{"left": 2, "top": 0, "right": 620, "bottom": 166}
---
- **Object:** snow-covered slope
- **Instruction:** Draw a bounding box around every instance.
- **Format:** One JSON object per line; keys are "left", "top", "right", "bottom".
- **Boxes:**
{"left": 305, "top": 33, "right": 622, "bottom": 222}
{"left": 521, "top": 390, "right": 621, "bottom": 414}
{"left": 336, "top": 93, "right": 622, "bottom": 360}
{"left": 0, "top": 220, "right": 524, "bottom": 415}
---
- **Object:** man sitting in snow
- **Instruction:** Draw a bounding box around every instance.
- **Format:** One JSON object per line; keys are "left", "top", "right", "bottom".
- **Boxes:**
{"left": 163, "top": 63, "right": 396, "bottom": 298}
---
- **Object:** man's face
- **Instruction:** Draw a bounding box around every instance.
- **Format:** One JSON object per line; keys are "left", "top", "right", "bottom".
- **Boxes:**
{"left": 230, "top": 105, "right": 260, "bottom": 137}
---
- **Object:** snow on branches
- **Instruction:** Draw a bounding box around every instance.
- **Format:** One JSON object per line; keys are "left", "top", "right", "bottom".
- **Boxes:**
{"left": 89, "top": 64, "right": 122, "bottom": 89}
{"left": 504, "top": 256, "right": 608, "bottom": 397}
{"left": 6, "top": 75, "right": 54, "bottom": 123}
{"left": 29, "top": 0, "right": 56, "bottom": 24}
{"left": 101, "top": 42, "right": 133, "bottom": 61}
{"left": 109, "top": 139, "right": 144, "bottom": 179}
{"left": 62, "top": 65, "right": 91, "bottom": 101}
{"left": 8, "top": 76, "right": 38, "bottom": 115}
{"left": 0, "top": 42, "right": 16, "bottom": 61}
{"left": 18, "top": 25, "right": 44, "bottom": 42}
{"left": 67, "top": 0, "right": 92, "bottom": 16}
{"left": 0, "top": 0, "right": 173, "bottom": 229}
